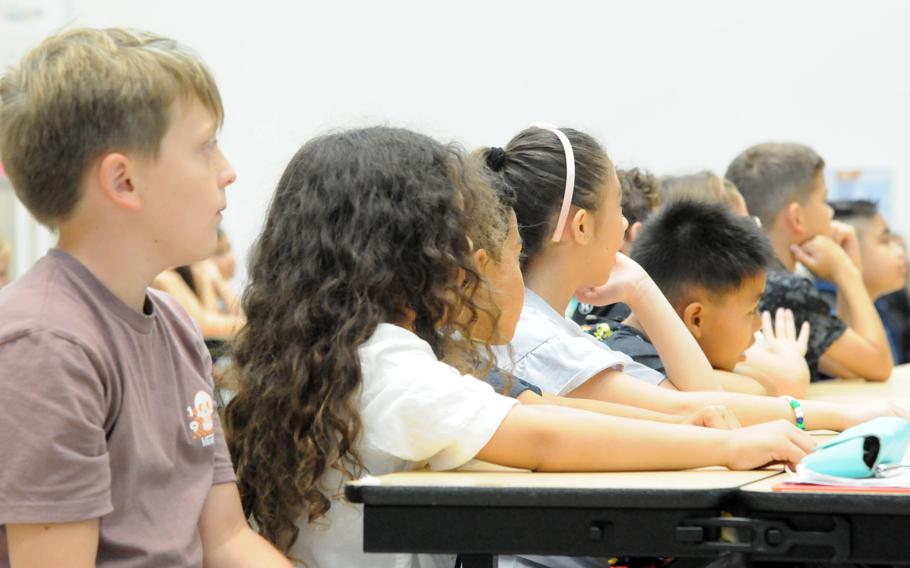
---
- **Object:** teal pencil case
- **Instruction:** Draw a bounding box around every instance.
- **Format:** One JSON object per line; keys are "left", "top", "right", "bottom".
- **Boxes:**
{"left": 801, "top": 416, "right": 910, "bottom": 478}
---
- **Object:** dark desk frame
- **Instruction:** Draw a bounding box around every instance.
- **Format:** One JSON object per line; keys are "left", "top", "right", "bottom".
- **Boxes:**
{"left": 346, "top": 477, "right": 910, "bottom": 566}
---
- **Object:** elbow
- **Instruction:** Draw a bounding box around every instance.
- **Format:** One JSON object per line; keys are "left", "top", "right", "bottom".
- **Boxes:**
{"left": 865, "top": 357, "right": 893, "bottom": 382}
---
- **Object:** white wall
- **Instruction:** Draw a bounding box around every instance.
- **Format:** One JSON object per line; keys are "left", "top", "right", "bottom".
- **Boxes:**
{"left": 4, "top": 0, "right": 910, "bottom": 284}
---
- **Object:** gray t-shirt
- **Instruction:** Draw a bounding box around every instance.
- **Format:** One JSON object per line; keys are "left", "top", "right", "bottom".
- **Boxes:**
{"left": 0, "top": 250, "right": 235, "bottom": 567}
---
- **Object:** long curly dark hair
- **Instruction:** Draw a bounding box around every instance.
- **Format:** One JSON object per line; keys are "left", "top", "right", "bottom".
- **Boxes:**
{"left": 223, "top": 126, "right": 509, "bottom": 553}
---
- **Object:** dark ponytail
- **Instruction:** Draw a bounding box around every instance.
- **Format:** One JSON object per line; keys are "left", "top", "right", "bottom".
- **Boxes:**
{"left": 482, "top": 127, "right": 611, "bottom": 268}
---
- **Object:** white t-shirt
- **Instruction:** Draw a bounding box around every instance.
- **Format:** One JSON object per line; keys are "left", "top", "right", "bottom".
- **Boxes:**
{"left": 497, "top": 289, "right": 665, "bottom": 395}
{"left": 290, "top": 323, "right": 518, "bottom": 568}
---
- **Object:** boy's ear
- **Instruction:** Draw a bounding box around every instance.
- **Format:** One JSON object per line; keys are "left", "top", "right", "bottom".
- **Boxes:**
{"left": 472, "top": 248, "right": 490, "bottom": 271}
{"left": 682, "top": 301, "right": 705, "bottom": 338}
{"left": 97, "top": 152, "right": 142, "bottom": 211}
{"left": 782, "top": 201, "right": 805, "bottom": 238}
{"left": 568, "top": 208, "right": 594, "bottom": 245}
{"left": 627, "top": 221, "right": 644, "bottom": 244}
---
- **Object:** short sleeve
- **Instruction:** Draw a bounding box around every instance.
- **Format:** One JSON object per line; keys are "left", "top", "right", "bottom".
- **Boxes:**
{"left": 362, "top": 362, "right": 518, "bottom": 472}
{"left": 511, "top": 335, "right": 628, "bottom": 395}
{"left": 211, "top": 410, "right": 236, "bottom": 485}
{"left": 0, "top": 331, "right": 112, "bottom": 524}
{"left": 188, "top": 314, "right": 235, "bottom": 486}
{"left": 761, "top": 272, "right": 847, "bottom": 379}
{"left": 484, "top": 368, "right": 540, "bottom": 398}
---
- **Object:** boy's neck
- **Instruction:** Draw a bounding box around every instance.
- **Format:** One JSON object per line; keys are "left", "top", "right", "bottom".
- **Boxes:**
{"left": 56, "top": 227, "right": 161, "bottom": 313}
{"left": 768, "top": 229, "right": 797, "bottom": 272}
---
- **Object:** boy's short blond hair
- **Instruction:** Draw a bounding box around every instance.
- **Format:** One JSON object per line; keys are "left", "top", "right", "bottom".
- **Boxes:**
{"left": 0, "top": 28, "right": 223, "bottom": 227}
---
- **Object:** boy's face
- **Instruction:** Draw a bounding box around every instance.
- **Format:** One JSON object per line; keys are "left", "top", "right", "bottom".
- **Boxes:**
{"left": 684, "top": 272, "right": 766, "bottom": 371}
{"left": 859, "top": 214, "right": 907, "bottom": 298}
{"left": 797, "top": 172, "right": 834, "bottom": 243}
{"left": 132, "top": 97, "right": 236, "bottom": 268}
{"left": 471, "top": 211, "right": 525, "bottom": 345}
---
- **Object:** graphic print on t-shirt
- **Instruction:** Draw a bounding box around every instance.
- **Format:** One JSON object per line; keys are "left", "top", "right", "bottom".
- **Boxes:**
{"left": 187, "top": 390, "right": 215, "bottom": 447}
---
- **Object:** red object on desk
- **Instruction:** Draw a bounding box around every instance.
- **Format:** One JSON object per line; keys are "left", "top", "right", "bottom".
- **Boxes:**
{"left": 0, "top": 161, "right": 5, "bottom": 178}
{"left": 773, "top": 482, "right": 910, "bottom": 494}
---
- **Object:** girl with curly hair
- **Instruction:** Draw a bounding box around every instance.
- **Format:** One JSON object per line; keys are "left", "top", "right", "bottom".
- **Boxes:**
{"left": 224, "top": 126, "right": 817, "bottom": 568}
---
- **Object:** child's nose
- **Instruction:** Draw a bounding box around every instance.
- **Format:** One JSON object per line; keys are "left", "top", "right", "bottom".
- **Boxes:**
{"left": 221, "top": 166, "right": 237, "bottom": 189}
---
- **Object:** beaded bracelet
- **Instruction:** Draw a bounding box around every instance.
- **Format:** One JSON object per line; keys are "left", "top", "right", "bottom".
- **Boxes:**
{"left": 780, "top": 395, "right": 805, "bottom": 430}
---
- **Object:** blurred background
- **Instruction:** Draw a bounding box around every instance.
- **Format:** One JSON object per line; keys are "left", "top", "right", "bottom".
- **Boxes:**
{"left": 2, "top": 0, "right": 909, "bottom": 289}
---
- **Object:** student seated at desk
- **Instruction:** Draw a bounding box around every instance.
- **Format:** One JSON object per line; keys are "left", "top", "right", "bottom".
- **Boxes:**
{"left": 604, "top": 199, "right": 811, "bottom": 397}
{"left": 815, "top": 200, "right": 908, "bottom": 369}
{"left": 486, "top": 124, "right": 908, "bottom": 431}
{"left": 726, "top": 143, "right": 893, "bottom": 381}
{"left": 0, "top": 27, "right": 288, "bottom": 567}
{"left": 223, "top": 127, "right": 817, "bottom": 568}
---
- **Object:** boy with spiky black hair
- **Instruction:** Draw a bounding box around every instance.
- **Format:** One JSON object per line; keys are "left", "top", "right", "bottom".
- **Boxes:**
{"left": 605, "top": 200, "right": 812, "bottom": 396}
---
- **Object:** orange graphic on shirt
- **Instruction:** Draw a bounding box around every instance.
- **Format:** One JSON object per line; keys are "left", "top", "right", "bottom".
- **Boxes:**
{"left": 186, "top": 391, "right": 216, "bottom": 447}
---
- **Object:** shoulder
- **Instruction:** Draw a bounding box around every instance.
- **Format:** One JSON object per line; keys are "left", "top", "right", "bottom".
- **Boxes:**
{"left": 359, "top": 324, "right": 463, "bottom": 384}
{"left": 761, "top": 272, "right": 836, "bottom": 316}
{"left": 762, "top": 271, "right": 823, "bottom": 307}
{"left": 511, "top": 300, "right": 578, "bottom": 357}
{"left": 149, "top": 287, "right": 198, "bottom": 330}
{"left": 147, "top": 288, "right": 211, "bottom": 367}
{"left": 0, "top": 264, "right": 104, "bottom": 362}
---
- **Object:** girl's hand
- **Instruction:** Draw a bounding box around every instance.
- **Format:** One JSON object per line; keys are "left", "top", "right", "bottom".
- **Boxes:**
{"left": 684, "top": 405, "right": 742, "bottom": 430}
{"left": 574, "top": 253, "right": 651, "bottom": 307}
{"left": 723, "top": 420, "right": 817, "bottom": 471}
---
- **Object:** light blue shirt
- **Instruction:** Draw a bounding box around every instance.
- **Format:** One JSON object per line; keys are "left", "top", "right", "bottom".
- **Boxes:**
{"left": 497, "top": 288, "right": 665, "bottom": 395}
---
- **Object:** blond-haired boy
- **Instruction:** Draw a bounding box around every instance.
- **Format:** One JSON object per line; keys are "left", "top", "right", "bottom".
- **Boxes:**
{"left": 0, "top": 28, "right": 289, "bottom": 566}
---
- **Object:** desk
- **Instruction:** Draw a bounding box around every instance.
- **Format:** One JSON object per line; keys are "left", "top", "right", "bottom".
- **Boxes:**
{"left": 732, "top": 435, "right": 910, "bottom": 563}
{"left": 347, "top": 365, "right": 910, "bottom": 566}
{"left": 808, "top": 363, "right": 910, "bottom": 403}
{"left": 346, "top": 469, "right": 784, "bottom": 566}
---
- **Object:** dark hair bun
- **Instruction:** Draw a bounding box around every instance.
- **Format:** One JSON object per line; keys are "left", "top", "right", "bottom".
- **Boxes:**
{"left": 486, "top": 147, "right": 507, "bottom": 172}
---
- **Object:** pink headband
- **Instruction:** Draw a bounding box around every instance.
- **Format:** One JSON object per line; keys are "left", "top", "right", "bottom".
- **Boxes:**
{"left": 528, "top": 122, "right": 576, "bottom": 242}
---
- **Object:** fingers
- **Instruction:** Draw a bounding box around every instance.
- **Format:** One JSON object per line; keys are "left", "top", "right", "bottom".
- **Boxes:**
{"left": 705, "top": 407, "right": 740, "bottom": 430}
{"left": 762, "top": 310, "right": 774, "bottom": 339}
{"left": 797, "top": 321, "right": 810, "bottom": 353}
{"left": 789, "top": 243, "right": 815, "bottom": 268}
{"left": 774, "top": 308, "right": 785, "bottom": 340}
{"left": 784, "top": 309, "right": 796, "bottom": 340}
{"left": 778, "top": 439, "right": 811, "bottom": 471}
{"left": 574, "top": 284, "right": 620, "bottom": 307}
{"left": 786, "top": 424, "right": 818, "bottom": 455}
